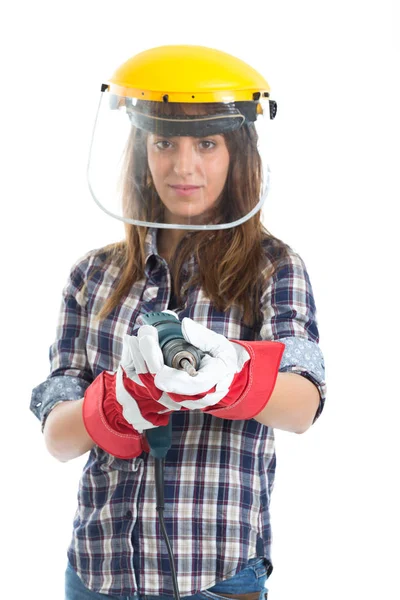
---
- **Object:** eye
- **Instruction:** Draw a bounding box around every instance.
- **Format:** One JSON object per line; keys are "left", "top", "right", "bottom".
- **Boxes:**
{"left": 198, "top": 140, "right": 216, "bottom": 150}
{"left": 155, "top": 139, "right": 173, "bottom": 150}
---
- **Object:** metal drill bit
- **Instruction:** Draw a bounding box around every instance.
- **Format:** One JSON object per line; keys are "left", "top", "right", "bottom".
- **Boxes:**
{"left": 180, "top": 358, "right": 198, "bottom": 377}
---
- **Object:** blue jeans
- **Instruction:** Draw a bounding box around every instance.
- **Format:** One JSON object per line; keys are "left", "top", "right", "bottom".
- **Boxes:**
{"left": 65, "top": 557, "right": 269, "bottom": 600}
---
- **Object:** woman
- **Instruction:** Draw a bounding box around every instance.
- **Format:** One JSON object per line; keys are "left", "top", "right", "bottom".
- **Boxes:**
{"left": 31, "top": 45, "right": 327, "bottom": 600}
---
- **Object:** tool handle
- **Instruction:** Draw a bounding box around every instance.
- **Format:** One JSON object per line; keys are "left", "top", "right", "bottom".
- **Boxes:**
{"left": 146, "top": 420, "right": 172, "bottom": 459}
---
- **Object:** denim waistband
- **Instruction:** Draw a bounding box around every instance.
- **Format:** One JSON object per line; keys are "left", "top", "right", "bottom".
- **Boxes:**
{"left": 65, "top": 557, "right": 270, "bottom": 600}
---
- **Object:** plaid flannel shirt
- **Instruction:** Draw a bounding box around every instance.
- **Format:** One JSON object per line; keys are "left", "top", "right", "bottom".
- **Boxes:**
{"left": 30, "top": 228, "right": 326, "bottom": 596}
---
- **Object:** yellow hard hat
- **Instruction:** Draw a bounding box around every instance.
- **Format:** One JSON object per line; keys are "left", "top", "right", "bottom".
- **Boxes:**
{"left": 103, "top": 45, "right": 277, "bottom": 120}
{"left": 107, "top": 45, "right": 269, "bottom": 102}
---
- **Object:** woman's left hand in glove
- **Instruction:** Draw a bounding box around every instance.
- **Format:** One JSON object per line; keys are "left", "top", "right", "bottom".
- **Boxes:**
{"left": 130, "top": 317, "right": 285, "bottom": 420}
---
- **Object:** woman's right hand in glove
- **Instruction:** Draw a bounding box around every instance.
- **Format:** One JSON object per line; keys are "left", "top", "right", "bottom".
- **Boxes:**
{"left": 82, "top": 334, "right": 175, "bottom": 459}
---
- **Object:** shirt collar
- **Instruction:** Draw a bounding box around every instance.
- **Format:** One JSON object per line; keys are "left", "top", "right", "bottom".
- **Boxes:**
{"left": 144, "top": 228, "right": 159, "bottom": 263}
{"left": 143, "top": 227, "right": 197, "bottom": 276}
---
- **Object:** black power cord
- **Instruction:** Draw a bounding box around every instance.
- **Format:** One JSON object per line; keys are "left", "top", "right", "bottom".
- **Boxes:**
{"left": 154, "top": 458, "right": 181, "bottom": 600}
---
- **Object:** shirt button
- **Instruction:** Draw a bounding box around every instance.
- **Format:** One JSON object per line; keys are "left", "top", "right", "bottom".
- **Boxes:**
{"left": 126, "top": 510, "right": 133, "bottom": 519}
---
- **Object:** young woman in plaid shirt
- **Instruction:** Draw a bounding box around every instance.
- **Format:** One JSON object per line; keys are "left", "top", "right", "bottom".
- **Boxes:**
{"left": 31, "top": 46, "right": 326, "bottom": 600}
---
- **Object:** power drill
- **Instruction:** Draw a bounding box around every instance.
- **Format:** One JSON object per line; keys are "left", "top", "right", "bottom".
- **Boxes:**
{"left": 140, "top": 311, "right": 203, "bottom": 600}
{"left": 140, "top": 311, "right": 203, "bottom": 459}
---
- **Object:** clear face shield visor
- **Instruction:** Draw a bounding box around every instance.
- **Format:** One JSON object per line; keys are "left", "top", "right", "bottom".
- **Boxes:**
{"left": 87, "top": 92, "right": 274, "bottom": 230}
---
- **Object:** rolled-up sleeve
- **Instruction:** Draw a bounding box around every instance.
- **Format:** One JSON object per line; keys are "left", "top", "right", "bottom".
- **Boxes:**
{"left": 260, "top": 249, "right": 327, "bottom": 422}
{"left": 30, "top": 255, "right": 94, "bottom": 429}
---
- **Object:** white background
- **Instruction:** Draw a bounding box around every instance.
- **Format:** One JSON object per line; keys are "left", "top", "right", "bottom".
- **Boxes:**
{"left": 1, "top": 1, "right": 399, "bottom": 598}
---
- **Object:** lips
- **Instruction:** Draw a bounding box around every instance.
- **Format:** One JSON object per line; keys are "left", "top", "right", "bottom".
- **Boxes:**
{"left": 169, "top": 184, "right": 202, "bottom": 197}
{"left": 170, "top": 185, "right": 201, "bottom": 190}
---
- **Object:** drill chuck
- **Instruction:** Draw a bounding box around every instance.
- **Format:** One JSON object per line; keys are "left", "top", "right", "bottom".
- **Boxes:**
{"left": 162, "top": 338, "right": 202, "bottom": 375}
{"left": 140, "top": 312, "right": 203, "bottom": 374}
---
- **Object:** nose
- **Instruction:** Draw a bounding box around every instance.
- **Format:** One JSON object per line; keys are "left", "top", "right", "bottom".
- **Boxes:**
{"left": 173, "top": 138, "right": 197, "bottom": 177}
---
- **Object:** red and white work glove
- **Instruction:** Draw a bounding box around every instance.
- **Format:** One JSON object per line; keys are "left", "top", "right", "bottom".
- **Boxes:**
{"left": 130, "top": 314, "right": 285, "bottom": 421}
{"left": 82, "top": 335, "right": 175, "bottom": 459}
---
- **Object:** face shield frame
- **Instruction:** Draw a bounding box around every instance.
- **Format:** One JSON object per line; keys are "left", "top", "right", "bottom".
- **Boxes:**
{"left": 87, "top": 88, "right": 276, "bottom": 231}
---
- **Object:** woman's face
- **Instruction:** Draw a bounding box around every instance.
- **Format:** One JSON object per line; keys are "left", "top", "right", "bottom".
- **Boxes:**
{"left": 146, "top": 134, "right": 230, "bottom": 224}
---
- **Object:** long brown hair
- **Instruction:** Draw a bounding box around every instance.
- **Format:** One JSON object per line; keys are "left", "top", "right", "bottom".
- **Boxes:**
{"left": 96, "top": 107, "right": 290, "bottom": 328}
